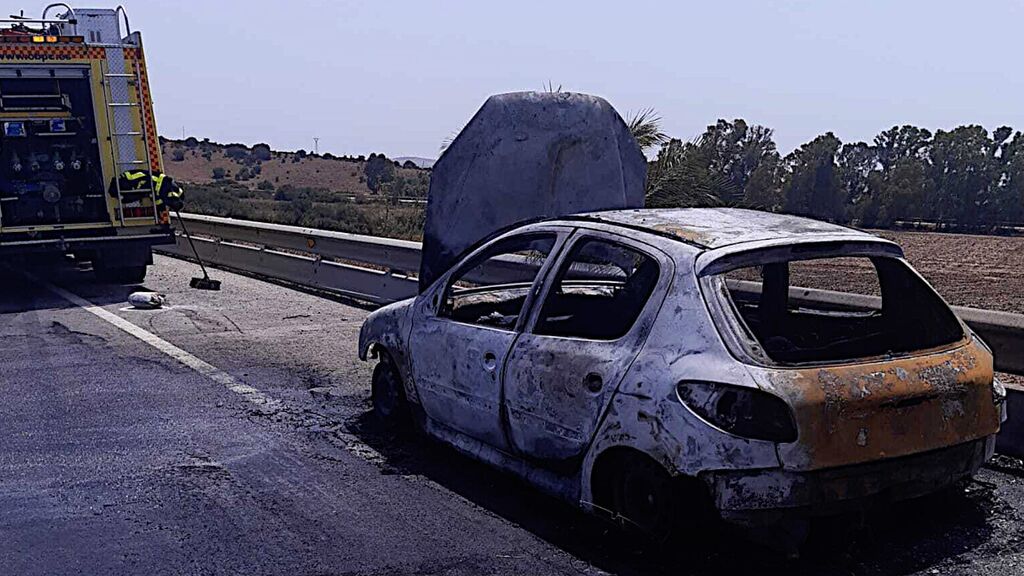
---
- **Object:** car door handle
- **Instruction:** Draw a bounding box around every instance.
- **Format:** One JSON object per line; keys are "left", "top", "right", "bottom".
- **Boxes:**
{"left": 584, "top": 373, "right": 603, "bottom": 393}
{"left": 483, "top": 352, "right": 498, "bottom": 372}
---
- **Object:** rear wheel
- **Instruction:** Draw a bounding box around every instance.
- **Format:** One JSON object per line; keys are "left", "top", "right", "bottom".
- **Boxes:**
{"left": 595, "top": 450, "right": 718, "bottom": 548}
{"left": 371, "top": 352, "right": 410, "bottom": 429}
{"left": 95, "top": 265, "right": 147, "bottom": 284}
{"left": 612, "top": 455, "right": 681, "bottom": 543}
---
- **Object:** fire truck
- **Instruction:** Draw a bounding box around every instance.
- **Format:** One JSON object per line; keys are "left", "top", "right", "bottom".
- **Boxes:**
{"left": 0, "top": 5, "right": 172, "bottom": 283}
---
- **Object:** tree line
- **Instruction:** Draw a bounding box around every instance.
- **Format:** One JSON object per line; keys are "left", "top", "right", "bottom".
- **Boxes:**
{"left": 641, "top": 119, "right": 1024, "bottom": 229}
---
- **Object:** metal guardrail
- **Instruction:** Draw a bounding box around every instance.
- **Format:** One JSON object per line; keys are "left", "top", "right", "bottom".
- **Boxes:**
{"left": 160, "top": 213, "right": 421, "bottom": 305}
{"left": 157, "top": 213, "right": 1024, "bottom": 377}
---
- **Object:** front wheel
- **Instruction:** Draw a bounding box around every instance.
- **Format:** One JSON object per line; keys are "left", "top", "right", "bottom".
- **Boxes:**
{"left": 371, "top": 354, "right": 410, "bottom": 429}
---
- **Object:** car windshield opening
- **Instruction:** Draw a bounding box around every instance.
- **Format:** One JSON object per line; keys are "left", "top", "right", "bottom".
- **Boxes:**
{"left": 711, "top": 256, "right": 965, "bottom": 364}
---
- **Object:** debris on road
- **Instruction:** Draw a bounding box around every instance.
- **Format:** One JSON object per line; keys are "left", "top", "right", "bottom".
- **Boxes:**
{"left": 128, "top": 291, "right": 167, "bottom": 309}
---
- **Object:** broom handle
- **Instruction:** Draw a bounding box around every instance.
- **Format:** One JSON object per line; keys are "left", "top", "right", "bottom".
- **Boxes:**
{"left": 174, "top": 210, "right": 211, "bottom": 279}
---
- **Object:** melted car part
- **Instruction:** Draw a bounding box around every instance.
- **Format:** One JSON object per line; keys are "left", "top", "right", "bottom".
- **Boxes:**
{"left": 677, "top": 381, "right": 797, "bottom": 443}
{"left": 419, "top": 91, "right": 646, "bottom": 291}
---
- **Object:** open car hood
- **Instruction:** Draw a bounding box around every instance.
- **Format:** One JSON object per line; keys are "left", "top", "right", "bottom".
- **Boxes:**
{"left": 418, "top": 91, "right": 646, "bottom": 291}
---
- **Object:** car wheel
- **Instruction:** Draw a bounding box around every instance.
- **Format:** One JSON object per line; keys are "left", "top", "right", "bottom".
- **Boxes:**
{"left": 371, "top": 353, "right": 410, "bottom": 428}
{"left": 612, "top": 455, "right": 680, "bottom": 543}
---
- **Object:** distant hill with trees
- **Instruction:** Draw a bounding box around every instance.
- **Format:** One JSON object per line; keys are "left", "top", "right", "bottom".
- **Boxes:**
{"left": 161, "top": 118, "right": 1024, "bottom": 241}
{"left": 159, "top": 137, "right": 430, "bottom": 240}
{"left": 642, "top": 119, "right": 1024, "bottom": 231}
{"left": 160, "top": 137, "right": 430, "bottom": 198}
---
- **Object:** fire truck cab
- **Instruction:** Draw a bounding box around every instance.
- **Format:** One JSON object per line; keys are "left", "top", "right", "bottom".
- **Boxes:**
{"left": 0, "top": 5, "right": 173, "bottom": 283}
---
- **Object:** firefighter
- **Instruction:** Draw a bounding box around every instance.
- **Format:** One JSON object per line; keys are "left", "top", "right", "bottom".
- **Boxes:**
{"left": 109, "top": 170, "right": 185, "bottom": 211}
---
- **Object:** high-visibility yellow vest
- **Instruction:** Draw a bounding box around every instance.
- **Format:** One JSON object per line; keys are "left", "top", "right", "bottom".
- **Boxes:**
{"left": 112, "top": 170, "right": 185, "bottom": 209}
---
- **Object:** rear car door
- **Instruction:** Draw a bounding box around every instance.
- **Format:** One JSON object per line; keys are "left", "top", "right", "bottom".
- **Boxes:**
{"left": 409, "top": 231, "right": 562, "bottom": 450}
{"left": 502, "top": 232, "right": 672, "bottom": 462}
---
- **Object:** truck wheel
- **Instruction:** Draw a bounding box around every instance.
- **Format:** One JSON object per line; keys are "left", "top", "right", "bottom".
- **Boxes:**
{"left": 95, "top": 265, "right": 147, "bottom": 284}
{"left": 371, "top": 353, "right": 410, "bottom": 429}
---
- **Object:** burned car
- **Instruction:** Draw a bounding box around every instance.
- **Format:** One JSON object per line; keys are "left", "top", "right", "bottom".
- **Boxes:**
{"left": 358, "top": 207, "right": 1007, "bottom": 543}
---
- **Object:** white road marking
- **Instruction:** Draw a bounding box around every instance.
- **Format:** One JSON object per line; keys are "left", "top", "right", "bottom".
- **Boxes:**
{"left": 27, "top": 272, "right": 280, "bottom": 410}
{"left": 22, "top": 269, "right": 391, "bottom": 476}
{"left": 17, "top": 268, "right": 584, "bottom": 569}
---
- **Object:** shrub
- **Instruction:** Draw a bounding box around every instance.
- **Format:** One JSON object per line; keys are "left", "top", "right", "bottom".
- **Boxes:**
{"left": 364, "top": 152, "right": 395, "bottom": 192}
{"left": 225, "top": 145, "right": 249, "bottom": 161}
{"left": 212, "top": 167, "right": 226, "bottom": 179}
{"left": 252, "top": 143, "right": 272, "bottom": 161}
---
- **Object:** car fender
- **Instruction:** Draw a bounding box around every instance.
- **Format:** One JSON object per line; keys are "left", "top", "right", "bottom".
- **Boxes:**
{"left": 359, "top": 297, "right": 419, "bottom": 402}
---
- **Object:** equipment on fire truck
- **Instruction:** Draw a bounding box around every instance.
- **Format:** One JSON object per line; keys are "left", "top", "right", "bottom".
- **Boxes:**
{"left": 0, "top": 5, "right": 175, "bottom": 284}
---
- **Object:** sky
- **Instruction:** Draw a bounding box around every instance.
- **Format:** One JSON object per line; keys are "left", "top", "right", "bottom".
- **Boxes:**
{"left": 22, "top": 0, "right": 1024, "bottom": 159}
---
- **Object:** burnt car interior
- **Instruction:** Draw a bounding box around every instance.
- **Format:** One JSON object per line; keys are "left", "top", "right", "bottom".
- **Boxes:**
{"left": 438, "top": 234, "right": 659, "bottom": 340}
{"left": 717, "top": 256, "right": 965, "bottom": 364}
{"left": 440, "top": 234, "right": 556, "bottom": 329}
{"left": 535, "top": 239, "right": 658, "bottom": 340}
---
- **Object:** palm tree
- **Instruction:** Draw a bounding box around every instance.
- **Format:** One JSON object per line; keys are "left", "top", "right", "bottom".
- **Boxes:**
{"left": 645, "top": 137, "right": 735, "bottom": 208}
{"left": 626, "top": 108, "right": 668, "bottom": 153}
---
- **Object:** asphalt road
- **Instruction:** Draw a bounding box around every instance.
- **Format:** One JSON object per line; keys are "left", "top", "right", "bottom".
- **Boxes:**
{"left": 1, "top": 255, "right": 1023, "bottom": 576}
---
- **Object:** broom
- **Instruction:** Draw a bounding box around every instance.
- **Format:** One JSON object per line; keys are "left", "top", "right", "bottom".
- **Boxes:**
{"left": 175, "top": 210, "right": 221, "bottom": 290}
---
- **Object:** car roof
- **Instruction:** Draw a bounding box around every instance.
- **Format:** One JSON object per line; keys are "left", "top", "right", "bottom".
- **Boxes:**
{"left": 565, "top": 207, "right": 880, "bottom": 250}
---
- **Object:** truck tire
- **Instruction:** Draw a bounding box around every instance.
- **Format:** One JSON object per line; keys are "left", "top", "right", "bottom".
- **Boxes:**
{"left": 95, "top": 265, "right": 147, "bottom": 284}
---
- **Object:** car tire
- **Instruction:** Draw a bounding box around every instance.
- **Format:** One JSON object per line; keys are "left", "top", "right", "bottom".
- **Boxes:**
{"left": 95, "top": 265, "right": 147, "bottom": 284}
{"left": 371, "top": 353, "right": 410, "bottom": 429}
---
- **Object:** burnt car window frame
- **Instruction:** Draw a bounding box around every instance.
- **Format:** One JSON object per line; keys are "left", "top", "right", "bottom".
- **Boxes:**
{"left": 698, "top": 246, "right": 968, "bottom": 368}
{"left": 523, "top": 229, "right": 670, "bottom": 342}
{"left": 431, "top": 229, "right": 566, "bottom": 333}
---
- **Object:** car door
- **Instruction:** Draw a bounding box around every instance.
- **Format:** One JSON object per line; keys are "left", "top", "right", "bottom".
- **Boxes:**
{"left": 502, "top": 232, "right": 672, "bottom": 462}
{"left": 409, "top": 230, "right": 564, "bottom": 450}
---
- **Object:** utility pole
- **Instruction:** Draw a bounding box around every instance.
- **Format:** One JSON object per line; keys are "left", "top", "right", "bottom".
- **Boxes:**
{"left": 313, "top": 137, "right": 320, "bottom": 155}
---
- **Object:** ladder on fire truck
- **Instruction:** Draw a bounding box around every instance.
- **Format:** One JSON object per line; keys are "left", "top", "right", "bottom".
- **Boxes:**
{"left": 99, "top": 59, "right": 158, "bottom": 225}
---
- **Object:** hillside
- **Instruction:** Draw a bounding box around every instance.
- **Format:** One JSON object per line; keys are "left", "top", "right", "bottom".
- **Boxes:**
{"left": 159, "top": 137, "right": 430, "bottom": 198}
{"left": 158, "top": 137, "right": 430, "bottom": 240}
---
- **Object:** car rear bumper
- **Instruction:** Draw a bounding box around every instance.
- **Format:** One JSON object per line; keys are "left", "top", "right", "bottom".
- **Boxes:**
{"left": 702, "top": 435, "right": 995, "bottom": 527}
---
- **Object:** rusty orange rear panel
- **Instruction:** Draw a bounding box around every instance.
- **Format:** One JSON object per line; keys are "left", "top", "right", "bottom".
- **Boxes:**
{"left": 757, "top": 339, "right": 1000, "bottom": 471}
